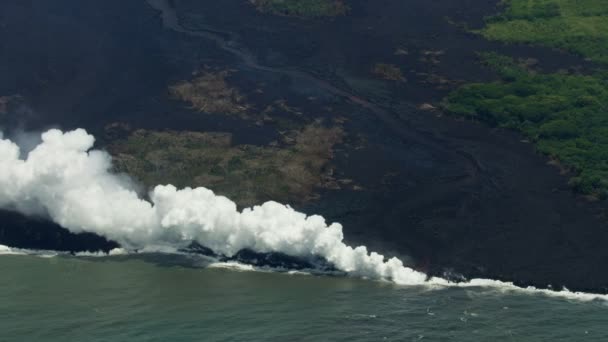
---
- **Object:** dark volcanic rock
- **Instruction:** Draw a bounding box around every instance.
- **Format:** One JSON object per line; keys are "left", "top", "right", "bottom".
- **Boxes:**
{"left": 183, "top": 242, "right": 337, "bottom": 272}
{"left": 0, "top": 210, "right": 118, "bottom": 253}
{"left": 0, "top": 0, "right": 607, "bottom": 294}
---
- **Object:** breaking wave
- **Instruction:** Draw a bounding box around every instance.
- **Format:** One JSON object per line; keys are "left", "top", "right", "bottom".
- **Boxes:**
{"left": 0, "top": 129, "right": 607, "bottom": 302}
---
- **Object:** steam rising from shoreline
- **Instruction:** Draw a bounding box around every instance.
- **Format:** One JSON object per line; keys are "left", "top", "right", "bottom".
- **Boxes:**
{"left": 1, "top": 128, "right": 607, "bottom": 301}
{"left": 0, "top": 128, "right": 427, "bottom": 284}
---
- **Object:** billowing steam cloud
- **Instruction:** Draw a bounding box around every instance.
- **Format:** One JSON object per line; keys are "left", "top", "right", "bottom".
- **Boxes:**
{"left": 0, "top": 128, "right": 427, "bottom": 284}
{"left": 2, "top": 128, "right": 608, "bottom": 301}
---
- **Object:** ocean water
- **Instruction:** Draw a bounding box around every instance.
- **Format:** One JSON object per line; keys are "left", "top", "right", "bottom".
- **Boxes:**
{"left": 1, "top": 254, "right": 607, "bottom": 341}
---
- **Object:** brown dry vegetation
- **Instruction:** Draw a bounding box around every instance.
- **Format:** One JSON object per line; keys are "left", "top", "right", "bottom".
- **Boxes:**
{"left": 108, "top": 123, "right": 346, "bottom": 207}
{"left": 169, "top": 70, "right": 249, "bottom": 116}
{"left": 372, "top": 63, "right": 405, "bottom": 82}
{"left": 249, "top": 0, "right": 349, "bottom": 18}
{"left": 0, "top": 95, "right": 22, "bottom": 114}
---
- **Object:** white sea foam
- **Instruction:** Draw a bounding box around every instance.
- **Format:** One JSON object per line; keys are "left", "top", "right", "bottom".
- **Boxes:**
{"left": 443, "top": 278, "right": 608, "bottom": 302}
{"left": 0, "top": 129, "right": 606, "bottom": 302}
{"left": 208, "top": 261, "right": 257, "bottom": 272}
{"left": 73, "top": 248, "right": 128, "bottom": 257}
{"left": 0, "top": 244, "right": 21, "bottom": 255}
{"left": 0, "top": 244, "right": 57, "bottom": 257}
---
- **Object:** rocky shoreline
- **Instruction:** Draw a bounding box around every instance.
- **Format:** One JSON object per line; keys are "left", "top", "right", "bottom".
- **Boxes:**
{"left": 0, "top": 0, "right": 607, "bottom": 294}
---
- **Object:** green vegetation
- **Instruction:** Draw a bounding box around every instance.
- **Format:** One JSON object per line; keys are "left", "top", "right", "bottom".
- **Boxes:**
{"left": 482, "top": 0, "right": 608, "bottom": 63}
{"left": 444, "top": 53, "right": 608, "bottom": 197}
{"left": 445, "top": 0, "right": 608, "bottom": 198}
{"left": 249, "top": 0, "right": 349, "bottom": 18}
{"left": 108, "top": 124, "right": 345, "bottom": 207}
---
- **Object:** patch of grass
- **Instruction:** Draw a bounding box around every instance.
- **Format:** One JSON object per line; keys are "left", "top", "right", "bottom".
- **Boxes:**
{"left": 443, "top": 53, "right": 608, "bottom": 197}
{"left": 108, "top": 124, "right": 344, "bottom": 207}
{"left": 445, "top": 1, "right": 608, "bottom": 198}
{"left": 372, "top": 63, "right": 406, "bottom": 82}
{"left": 249, "top": 0, "right": 349, "bottom": 18}
{"left": 169, "top": 70, "right": 249, "bottom": 116}
{"left": 482, "top": 0, "right": 608, "bottom": 63}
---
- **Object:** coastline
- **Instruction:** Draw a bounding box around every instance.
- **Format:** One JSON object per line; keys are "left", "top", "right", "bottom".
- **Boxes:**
{"left": 0, "top": 0, "right": 607, "bottom": 293}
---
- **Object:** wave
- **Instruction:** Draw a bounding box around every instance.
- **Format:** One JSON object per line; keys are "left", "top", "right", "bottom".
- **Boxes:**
{"left": 0, "top": 244, "right": 59, "bottom": 258}
{"left": 0, "top": 129, "right": 607, "bottom": 303}
{"left": 2, "top": 243, "right": 607, "bottom": 303}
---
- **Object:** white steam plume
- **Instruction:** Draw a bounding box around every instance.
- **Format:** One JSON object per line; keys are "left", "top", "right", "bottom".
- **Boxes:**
{"left": 0, "top": 128, "right": 427, "bottom": 284}
{"left": 1, "top": 128, "right": 607, "bottom": 301}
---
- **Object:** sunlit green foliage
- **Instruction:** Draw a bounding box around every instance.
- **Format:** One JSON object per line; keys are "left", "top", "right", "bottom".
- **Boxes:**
{"left": 482, "top": 0, "right": 608, "bottom": 63}
{"left": 444, "top": 54, "right": 608, "bottom": 197}
{"left": 447, "top": 1, "right": 608, "bottom": 197}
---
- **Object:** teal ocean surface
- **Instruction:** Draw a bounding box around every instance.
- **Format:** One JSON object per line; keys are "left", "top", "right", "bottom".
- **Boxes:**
{"left": 1, "top": 253, "right": 607, "bottom": 341}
